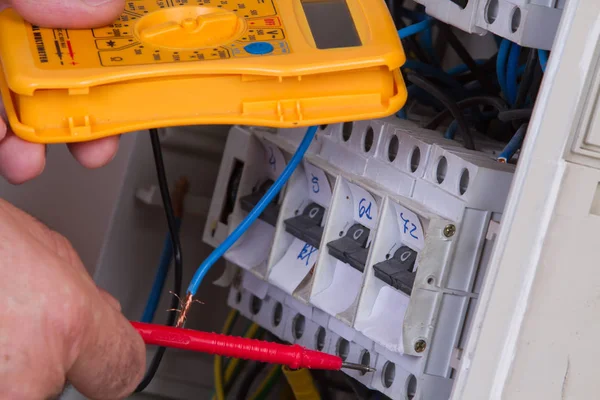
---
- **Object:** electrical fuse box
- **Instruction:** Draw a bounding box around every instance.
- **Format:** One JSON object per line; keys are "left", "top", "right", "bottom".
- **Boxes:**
{"left": 206, "top": 118, "right": 514, "bottom": 400}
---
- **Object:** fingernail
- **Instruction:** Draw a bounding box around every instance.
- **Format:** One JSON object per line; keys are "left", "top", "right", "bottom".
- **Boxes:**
{"left": 81, "top": 0, "right": 115, "bottom": 6}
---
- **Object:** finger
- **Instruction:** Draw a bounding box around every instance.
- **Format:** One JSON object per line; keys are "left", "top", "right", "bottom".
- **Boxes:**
{"left": 0, "top": 130, "right": 45, "bottom": 184}
{"left": 67, "top": 136, "right": 120, "bottom": 169}
{"left": 68, "top": 297, "right": 146, "bottom": 400}
{"left": 6, "top": 0, "right": 126, "bottom": 28}
{"left": 0, "top": 117, "right": 6, "bottom": 141}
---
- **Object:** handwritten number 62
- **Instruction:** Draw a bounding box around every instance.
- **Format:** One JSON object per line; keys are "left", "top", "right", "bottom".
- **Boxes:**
{"left": 358, "top": 198, "right": 373, "bottom": 220}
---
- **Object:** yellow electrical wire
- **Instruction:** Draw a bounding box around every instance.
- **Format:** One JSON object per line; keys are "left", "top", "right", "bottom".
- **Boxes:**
{"left": 248, "top": 364, "right": 282, "bottom": 400}
{"left": 214, "top": 351, "right": 226, "bottom": 400}
{"left": 213, "top": 320, "right": 262, "bottom": 400}
{"left": 222, "top": 323, "right": 261, "bottom": 382}
{"left": 214, "top": 309, "right": 239, "bottom": 400}
{"left": 281, "top": 366, "right": 322, "bottom": 400}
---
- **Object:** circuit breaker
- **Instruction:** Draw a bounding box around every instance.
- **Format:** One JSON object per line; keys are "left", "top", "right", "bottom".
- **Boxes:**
{"left": 202, "top": 119, "right": 514, "bottom": 400}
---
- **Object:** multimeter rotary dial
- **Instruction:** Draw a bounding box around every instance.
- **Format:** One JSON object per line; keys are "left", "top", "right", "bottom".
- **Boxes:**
{"left": 134, "top": 6, "right": 246, "bottom": 50}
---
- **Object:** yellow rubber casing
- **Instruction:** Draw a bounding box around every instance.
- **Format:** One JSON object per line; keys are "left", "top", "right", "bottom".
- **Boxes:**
{"left": 0, "top": 0, "right": 407, "bottom": 144}
{"left": 282, "top": 366, "right": 321, "bottom": 400}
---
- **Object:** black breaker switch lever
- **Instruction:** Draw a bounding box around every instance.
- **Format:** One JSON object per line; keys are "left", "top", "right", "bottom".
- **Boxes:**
{"left": 240, "top": 180, "right": 280, "bottom": 226}
{"left": 373, "top": 246, "right": 418, "bottom": 295}
{"left": 284, "top": 202, "right": 326, "bottom": 249}
{"left": 327, "top": 223, "right": 370, "bottom": 272}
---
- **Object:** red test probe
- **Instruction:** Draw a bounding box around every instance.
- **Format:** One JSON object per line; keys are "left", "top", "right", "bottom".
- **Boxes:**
{"left": 131, "top": 322, "right": 375, "bottom": 373}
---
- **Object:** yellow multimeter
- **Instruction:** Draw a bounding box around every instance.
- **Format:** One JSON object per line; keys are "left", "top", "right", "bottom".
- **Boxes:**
{"left": 0, "top": 0, "right": 407, "bottom": 144}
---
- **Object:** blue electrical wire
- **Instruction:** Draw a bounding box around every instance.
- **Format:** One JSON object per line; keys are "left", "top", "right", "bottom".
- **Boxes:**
{"left": 186, "top": 126, "right": 318, "bottom": 297}
{"left": 141, "top": 218, "right": 182, "bottom": 323}
{"left": 398, "top": 18, "right": 432, "bottom": 39}
{"left": 538, "top": 49, "right": 549, "bottom": 72}
{"left": 496, "top": 39, "right": 511, "bottom": 100}
{"left": 506, "top": 42, "right": 521, "bottom": 105}
{"left": 498, "top": 124, "right": 528, "bottom": 162}
{"left": 445, "top": 120, "right": 458, "bottom": 139}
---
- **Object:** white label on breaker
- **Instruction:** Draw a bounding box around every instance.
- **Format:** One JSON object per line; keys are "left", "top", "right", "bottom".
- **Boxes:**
{"left": 269, "top": 238, "right": 319, "bottom": 295}
{"left": 304, "top": 162, "right": 332, "bottom": 207}
{"left": 393, "top": 203, "right": 425, "bottom": 250}
{"left": 348, "top": 183, "right": 378, "bottom": 230}
{"left": 260, "top": 138, "right": 286, "bottom": 180}
{"left": 225, "top": 219, "right": 274, "bottom": 270}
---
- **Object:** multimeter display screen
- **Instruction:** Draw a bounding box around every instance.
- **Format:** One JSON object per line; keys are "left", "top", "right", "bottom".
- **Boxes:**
{"left": 301, "top": 0, "right": 362, "bottom": 49}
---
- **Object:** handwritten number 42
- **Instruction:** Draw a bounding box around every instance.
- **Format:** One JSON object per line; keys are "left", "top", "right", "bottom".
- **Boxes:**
{"left": 400, "top": 212, "right": 419, "bottom": 240}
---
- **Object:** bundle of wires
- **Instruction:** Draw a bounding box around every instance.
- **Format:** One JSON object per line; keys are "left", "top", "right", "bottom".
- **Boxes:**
{"left": 213, "top": 310, "right": 282, "bottom": 400}
{"left": 387, "top": 5, "right": 546, "bottom": 157}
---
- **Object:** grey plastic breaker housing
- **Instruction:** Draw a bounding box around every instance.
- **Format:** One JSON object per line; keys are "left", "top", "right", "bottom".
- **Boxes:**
{"left": 239, "top": 179, "right": 280, "bottom": 226}
{"left": 373, "top": 246, "right": 418, "bottom": 296}
{"left": 327, "top": 223, "right": 371, "bottom": 273}
{"left": 284, "top": 202, "right": 326, "bottom": 249}
{"left": 413, "top": 0, "right": 566, "bottom": 50}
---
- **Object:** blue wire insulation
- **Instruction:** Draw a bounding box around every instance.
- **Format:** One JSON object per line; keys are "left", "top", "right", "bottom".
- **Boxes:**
{"left": 506, "top": 42, "right": 521, "bottom": 105}
{"left": 498, "top": 124, "right": 528, "bottom": 162}
{"left": 398, "top": 18, "right": 432, "bottom": 39}
{"left": 538, "top": 49, "right": 549, "bottom": 72}
{"left": 186, "top": 126, "right": 318, "bottom": 297}
{"left": 397, "top": 108, "right": 407, "bottom": 119}
{"left": 141, "top": 218, "right": 182, "bottom": 323}
{"left": 444, "top": 120, "right": 458, "bottom": 139}
{"left": 517, "top": 64, "right": 526, "bottom": 76}
{"left": 496, "top": 39, "right": 511, "bottom": 100}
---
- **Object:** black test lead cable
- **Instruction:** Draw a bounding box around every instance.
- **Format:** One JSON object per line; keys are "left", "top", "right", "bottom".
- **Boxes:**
{"left": 135, "top": 128, "right": 184, "bottom": 393}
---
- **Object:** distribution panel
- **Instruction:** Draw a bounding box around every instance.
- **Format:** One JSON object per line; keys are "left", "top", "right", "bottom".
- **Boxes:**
{"left": 203, "top": 119, "right": 513, "bottom": 399}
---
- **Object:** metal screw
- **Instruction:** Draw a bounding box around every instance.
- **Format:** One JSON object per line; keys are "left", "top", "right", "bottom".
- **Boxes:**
{"left": 414, "top": 340, "right": 427, "bottom": 353}
{"left": 443, "top": 224, "right": 456, "bottom": 238}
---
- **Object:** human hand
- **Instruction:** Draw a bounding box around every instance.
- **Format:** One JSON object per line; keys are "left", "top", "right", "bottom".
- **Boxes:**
{"left": 0, "top": 199, "right": 146, "bottom": 399}
{"left": 0, "top": 0, "right": 126, "bottom": 184}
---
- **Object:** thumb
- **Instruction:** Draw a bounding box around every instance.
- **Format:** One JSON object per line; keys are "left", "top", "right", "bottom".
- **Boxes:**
{"left": 5, "top": 0, "right": 125, "bottom": 28}
{"left": 67, "top": 295, "right": 146, "bottom": 400}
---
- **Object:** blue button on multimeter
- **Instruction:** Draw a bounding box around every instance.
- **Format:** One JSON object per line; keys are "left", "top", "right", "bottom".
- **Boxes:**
{"left": 244, "top": 42, "right": 274, "bottom": 55}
